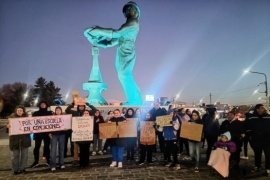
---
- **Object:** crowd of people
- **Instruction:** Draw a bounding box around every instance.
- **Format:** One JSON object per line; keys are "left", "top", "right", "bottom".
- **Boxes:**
{"left": 6, "top": 101, "right": 270, "bottom": 178}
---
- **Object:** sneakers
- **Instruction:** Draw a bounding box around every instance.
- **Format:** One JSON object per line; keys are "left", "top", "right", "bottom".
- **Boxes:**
{"left": 103, "top": 150, "right": 107, "bottom": 154}
{"left": 240, "top": 156, "right": 249, "bottom": 160}
{"left": 118, "top": 162, "right": 123, "bottom": 168}
{"left": 175, "top": 164, "right": 181, "bottom": 170}
{"left": 60, "top": 165, "right": 65, "bottom": 170}
{"left": 251, "top": 167, "right": 260, "bottom": 173}
{"left": 30, "top": 161, "right": 39, "bottom": 168}
{"left": 110, "top": 161, "right": 117, "bottom": 167}
{"left": 92, "top": 151, "right": 96, "bottom": 156}
{"left": 72, "top": 160, "right": 79, "bottom": 165}
{"left": 194, "top": 167, "right": 200, "bottom": 173}
{"left": 51, "top": 167, "right": 56, "bottom": 172}
{"left": 267, "top": 169, "right": 270, "bottom": 176}
{"left": 98, "top": 150, "right": 103, "bottom": 155}
{"left": 165, "top": 162, "right": 172, "bottom": 167}
{"left": 13, "top": 171, "right": 21, "bottom": 175}
{"left": 183, "top": 156, "right": 192, "bottom": 160}
{"left": 138, "top": 162, "right": 145, "bottom": 166}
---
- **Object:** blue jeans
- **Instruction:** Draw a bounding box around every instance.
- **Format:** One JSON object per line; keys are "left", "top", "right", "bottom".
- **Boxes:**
{"left": 93, "top": 134, "right": 102, "bottom": 152}
{"left": 11, "top": 148, "right": 28, "bottom": 172}
{"left": 111, "top": 146, "right": 124, "bottom": 162}
{"left": 50, "top": 134, "right": 65, "bottom": 168}
{"left": 188, "top": 141, "right": 201, "bottom": 167}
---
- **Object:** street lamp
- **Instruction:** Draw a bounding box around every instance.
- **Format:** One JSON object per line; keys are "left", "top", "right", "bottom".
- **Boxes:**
{"left": 245, "top": 70, "right": 268, "bottom": 111}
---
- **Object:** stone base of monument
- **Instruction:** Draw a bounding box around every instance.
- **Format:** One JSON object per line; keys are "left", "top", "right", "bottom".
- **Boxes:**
{"left": 83, "top": 82, "right": 107, "bottom": 105}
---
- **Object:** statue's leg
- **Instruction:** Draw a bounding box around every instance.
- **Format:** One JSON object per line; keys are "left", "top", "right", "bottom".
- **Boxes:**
{"left": 116, "top": 54, "right": 142, "bottom": 105}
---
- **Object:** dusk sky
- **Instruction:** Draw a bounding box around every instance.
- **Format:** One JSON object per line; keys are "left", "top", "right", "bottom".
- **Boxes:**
{"left": 0, "top": 0, "right": 270, "bottom": 105}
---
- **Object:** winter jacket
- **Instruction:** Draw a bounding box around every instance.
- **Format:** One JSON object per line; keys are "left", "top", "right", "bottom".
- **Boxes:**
{"left": 214, "top": 140, "right": 236, "bottom": 153}
{"left": 93, "top": 115, "right": 105, "bottom": 134}
{"left": 32, "top": 101, "right": 53, "bottom": 140}
{"left": 8, "top": 106, "right": 31, "bottom": 151}
{"left": 203, "top": 115, "right": 220, "bottom": 139}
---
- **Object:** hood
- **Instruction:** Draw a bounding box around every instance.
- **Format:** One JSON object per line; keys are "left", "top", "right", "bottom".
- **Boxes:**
{"left": 222, "top": 131, "right": 231, "bottom": 141}
{"left": 38, "top": 101, "right": 49, "bottom": 111}
{"left": 10, "top": 105, "right": 27, "bottom": 118}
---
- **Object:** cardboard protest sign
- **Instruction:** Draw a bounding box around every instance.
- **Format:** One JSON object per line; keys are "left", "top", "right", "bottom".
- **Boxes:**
{"left": 140, "top": 121, "right": 156, "bottom": 145}
{"left": 8, "top": 115, "right": 72, "bottom": 135}
{"left": 118, "top": 119, "right": 137, "bottom": 138}
{"left": 72, "top": 117, "right": 93, "bottom": 142}
{"left": 99, "top": 122, "right": 117, "bottom": 139}
{"left": 156, "top": 115, "right": 172, "bottom": 127}
{"left": 180, "top": 121, "right": 203, "bottom": 142}
{"left": 74, "top": 97, "right": 87, "bottom": 105}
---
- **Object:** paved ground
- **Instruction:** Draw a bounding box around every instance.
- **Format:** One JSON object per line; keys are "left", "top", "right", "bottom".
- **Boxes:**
{"left": 0, "top": 126, "right": 269, "bottom": 180}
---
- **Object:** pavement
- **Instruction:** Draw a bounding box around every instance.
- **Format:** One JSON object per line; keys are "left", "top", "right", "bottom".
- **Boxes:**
{"left": 0, "top": 125, "right": 269, "bottom": 180}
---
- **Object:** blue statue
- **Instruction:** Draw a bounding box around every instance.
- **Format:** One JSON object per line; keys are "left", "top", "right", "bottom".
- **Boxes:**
{"left": 84, "top": 1, "right": 142, "bottom": 105}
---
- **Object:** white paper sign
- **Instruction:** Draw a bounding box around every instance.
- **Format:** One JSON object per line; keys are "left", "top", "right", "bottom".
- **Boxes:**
{"left": 72, "top": 116, "right": 93, "bottom": 142}
{"left": 9, "top": 115, "right": 72, "bottom": 135}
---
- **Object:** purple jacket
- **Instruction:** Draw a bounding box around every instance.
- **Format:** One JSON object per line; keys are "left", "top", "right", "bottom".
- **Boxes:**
{"left": 214, "top": 140, "right": 236, "bottom": 153}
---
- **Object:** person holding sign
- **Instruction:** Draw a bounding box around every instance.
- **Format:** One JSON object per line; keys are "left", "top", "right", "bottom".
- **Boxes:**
{"left": 49, "top": 107, "right": 66, "bottom": 171}
{"left": 187, "top": 110, "right": 204, "bottom": 173}
{"left": 92, "top": 110, "right": 105, "bottom": 156}
{"left": 6, "top": 106, "right": 31, "bottom": 175}
{"left": 31, "top": 101, "right": 53, "bottom": 168}
{"left": 124, "top": 108, "right": 136, "bottom": 161}
{"left": 157, "top": 109, "right": 181, "bottom": 170}
{"left": 138, "top": 113, "right": 155, "bottom": 165}
{"left": 77, "top": 110, "right": 93, "bottom": 168}
{"left": 108, "top": 109, "right": 127, "bottom": 168}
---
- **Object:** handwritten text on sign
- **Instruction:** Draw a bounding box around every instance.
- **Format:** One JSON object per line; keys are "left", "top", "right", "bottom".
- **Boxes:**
{"left": 99, "top": 122, "right": 117, "bottom": 139}
{"left": 72, "top": 117, "right": 94, "bottom": 142}
{"left": 140, "top": 121, "right": 156, "bottom": 145}
{"left": 9, "top": 115, "right": 72, "bottom": 135}
{"left": 156, "top": 115, "right": 172, "bottom": 127}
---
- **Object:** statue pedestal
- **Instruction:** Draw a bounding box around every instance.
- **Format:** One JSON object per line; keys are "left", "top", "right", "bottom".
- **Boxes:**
{"left": 83, "top": 82, "right": 107, "bottom": 105}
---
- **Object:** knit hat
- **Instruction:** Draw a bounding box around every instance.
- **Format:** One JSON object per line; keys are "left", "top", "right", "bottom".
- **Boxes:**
{"left": 221, "top": 131, "right": 231, "bottom": 141}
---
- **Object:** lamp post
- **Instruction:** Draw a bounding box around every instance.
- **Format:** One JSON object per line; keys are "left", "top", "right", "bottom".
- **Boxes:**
{"left": 247, "top": 71, "right": 268, "bottom": 111}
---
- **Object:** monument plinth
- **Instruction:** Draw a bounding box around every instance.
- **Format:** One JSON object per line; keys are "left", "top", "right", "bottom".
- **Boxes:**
{"left": 83, "top": 43, "right": 107, "bottom": 105}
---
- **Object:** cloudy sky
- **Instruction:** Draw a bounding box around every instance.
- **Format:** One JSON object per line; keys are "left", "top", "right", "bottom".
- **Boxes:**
{"left": 0, "top": 0, "right": 270, "bottom": 105}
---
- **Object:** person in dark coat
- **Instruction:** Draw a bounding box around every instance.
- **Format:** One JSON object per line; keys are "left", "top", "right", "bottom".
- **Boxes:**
{"left": 149, "top": 102, "right": 167, "bottom": 153}
{"left": 109, "top": 109, "right": 127, "bottom": 168}
{"left": 220, "top": 111, "right": 244, "bottom": 168}
{"left": 30, "top": 101, "right": 53, "bottom": 168}
{"left": 202, "top": 107, "right": 220, "bottom": 162}
{"left": 92, "top": 110, "right": 105, "bottom": 155}
{"left": 124, "top": 108, "right": 137, "bottom": 161}
{"left": 7, "top": 105, "right": 31, "bottom": 175}
{"left": 244, "top": 104, "right": 270, "bottom": 176}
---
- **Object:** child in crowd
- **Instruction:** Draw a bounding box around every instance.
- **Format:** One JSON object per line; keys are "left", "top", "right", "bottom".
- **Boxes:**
{"left": 108, "top": 109, "right": 127, "bottom": 168}
{"left": 92, "top": 110, "right": 104, "bottom": 155}
{"left": 208, "top": 131, "right": 236, "bottom": 178}
{"left": 49, "top": 106, "right": 66, "bottom": 171}
{"left": 157, "top": 109, "right": 181, "bottom": 170}
{"left": 188, "top": 110, "right": 203, "bottom": 173}
{"left": 7, "top": 106, "right": 31, "bottom": 175}
{"left": 138, "top": 113, "right": 155, "bottom": 165}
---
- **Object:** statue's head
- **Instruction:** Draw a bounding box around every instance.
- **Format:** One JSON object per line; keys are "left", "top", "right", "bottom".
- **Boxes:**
{"left": 122, "top": 1, "right": 140, "bottom": 19}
